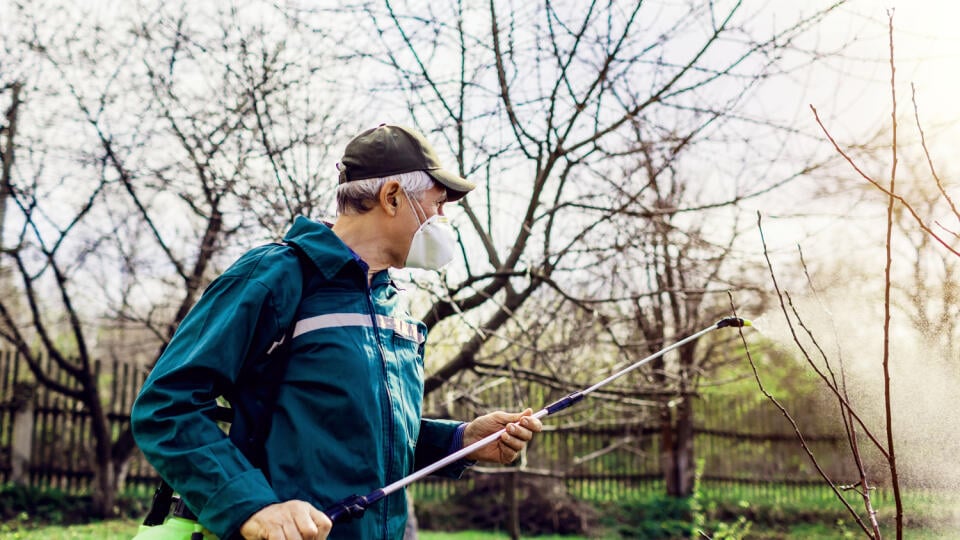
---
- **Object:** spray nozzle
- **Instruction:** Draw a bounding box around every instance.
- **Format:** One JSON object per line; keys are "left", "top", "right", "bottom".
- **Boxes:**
{"left": 717, "top": 317, "right": 752, "bottom": 328}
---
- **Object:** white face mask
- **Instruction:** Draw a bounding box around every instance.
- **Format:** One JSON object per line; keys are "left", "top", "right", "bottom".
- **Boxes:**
{"left": 404, "top": 194, "right": 457, "bottom": 270}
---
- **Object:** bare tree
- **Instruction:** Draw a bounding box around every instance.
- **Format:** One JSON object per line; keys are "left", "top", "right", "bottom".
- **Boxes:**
{"left": 0, "top": 1, "right": 350, "bottom": 515}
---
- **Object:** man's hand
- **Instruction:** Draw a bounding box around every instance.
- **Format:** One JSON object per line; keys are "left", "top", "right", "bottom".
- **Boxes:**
{"left": 463, "top": 408, "right": 543, "bottom": 464}
{"left": 240, "top": 500, "right": 331, "bottom": 540}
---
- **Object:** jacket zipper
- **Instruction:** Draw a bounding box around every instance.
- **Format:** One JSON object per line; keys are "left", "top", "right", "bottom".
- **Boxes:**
{"left": 366, "top": 281, "right": 395, "bottom": 539}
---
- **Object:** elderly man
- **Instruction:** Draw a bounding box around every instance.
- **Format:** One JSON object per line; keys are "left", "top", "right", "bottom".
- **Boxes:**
{"left": 132, "top": 124, "right": 542, "bottom": 540}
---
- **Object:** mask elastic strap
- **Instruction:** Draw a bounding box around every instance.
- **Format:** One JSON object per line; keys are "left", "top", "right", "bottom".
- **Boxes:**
{"left": 401, "top": 188, "right": 427, "bottom": 228}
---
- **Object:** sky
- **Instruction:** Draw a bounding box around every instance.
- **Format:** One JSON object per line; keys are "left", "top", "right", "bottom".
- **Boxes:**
{"left": 817, "top": 0, "right": 960, "bottom": 145}
{"left": 729, "top": 0, "right": 960, "bottom": 260}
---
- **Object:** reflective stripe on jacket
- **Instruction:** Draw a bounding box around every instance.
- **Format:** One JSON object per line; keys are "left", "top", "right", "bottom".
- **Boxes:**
{"left": 132, "top": 216, "right": 464, "bottom": 539}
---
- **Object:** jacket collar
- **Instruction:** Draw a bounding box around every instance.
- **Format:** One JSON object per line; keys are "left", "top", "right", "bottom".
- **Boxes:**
{"left": 283, "top": 216, "right": 395, "bottom": 287}
{"left": 282, "top": 216, "right": 356, "bottom": 280}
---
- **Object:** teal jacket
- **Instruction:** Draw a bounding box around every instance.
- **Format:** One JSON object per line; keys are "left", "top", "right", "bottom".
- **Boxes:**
{"left": 132, "top": 217, "right": 466, "bottom": 539}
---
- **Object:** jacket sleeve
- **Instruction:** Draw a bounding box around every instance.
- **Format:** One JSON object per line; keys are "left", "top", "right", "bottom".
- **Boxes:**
{"left": 131, "top": 252, "right": 297, "bottom": 539}
{"left": 415, "top": 418, "right": 473, "bottom": 478}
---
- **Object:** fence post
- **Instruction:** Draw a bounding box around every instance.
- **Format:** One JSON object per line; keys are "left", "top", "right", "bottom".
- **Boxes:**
{"left": 507, "top": 469, "right": 520, "bottom": 540}
{"left": 10, "top": 380, "right": 36, "bottom": 485}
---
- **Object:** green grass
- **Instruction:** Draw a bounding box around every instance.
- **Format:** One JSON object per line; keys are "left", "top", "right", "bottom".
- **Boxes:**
{"left": 421, "top": 534, "right": 584, "bottom": 539}
{"left": 2, "top": 484, "right": 957, "bottom": 539}
{"left": 0, "top": 518, "right": 140, "bottom": 539}
{"left": 0, "top": 521, "right": 582, "bottom": 539}
{"left": 777, "top": 521, "right": 959, "bottom": 540}
{"left": 2, "top": 519, "right": 958, "bottom": 540}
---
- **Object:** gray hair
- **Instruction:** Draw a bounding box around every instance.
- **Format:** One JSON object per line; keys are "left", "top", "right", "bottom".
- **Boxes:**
{"left": 336, "top": 170, "right": 437, "bottom": 215}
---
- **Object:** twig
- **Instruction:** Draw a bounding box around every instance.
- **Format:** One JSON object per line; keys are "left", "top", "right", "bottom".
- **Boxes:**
{"left": 797, "top": 248, "right": 880, "bottom": 534}
{"left": 756, "top": 217, "right": 889, "bottom": 460}
{"left": 882, "top": 12, "right": 904, "bottom": 538}
{"left": 809, "top": 104, "right": 958, "bottom": 258}
{"left": 727, "top": 291, "right": 873, "bottom": 537}
{"left": 910, "top": 84, "right": 960, "bottom": 232}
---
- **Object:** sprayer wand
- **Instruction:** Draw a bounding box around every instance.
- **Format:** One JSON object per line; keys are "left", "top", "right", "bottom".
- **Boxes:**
{"left": 323, "top": 316, "right": 752, "bottom": 523}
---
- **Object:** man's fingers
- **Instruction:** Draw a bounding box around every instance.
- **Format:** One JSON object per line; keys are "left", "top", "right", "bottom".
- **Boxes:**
{"left": 280, "top": 520, "right": 302, "bottom": 540}
{"left": 497, "top": 437, "right": 520, "bottom": 462}
{"left": 519, "top": 415, "right": 543, "bottom": 432}
{"left": 506, "top": 422, "right": 533, "bottom": 442}
{"left": 292, "top": 505, "right": 320, "bottom": 540}
{"left": 495, "top": 407, "right": 532, "bottom": 422}
{"left": 309, "top": 505, "right": 332, "bottom": 526}
{"left": 465, "top": 408, "right": 543, "bottom": 463}
{"left": 502, "top": 410, "right": 541, "bottom": 432}
{"left": 291, "top": 501, "right": 332, "bottom": 540}
{"left": 506, "top": 416, "right": 540, "bottom": 439}
{"left": 241, "top": 501, "right": 330, "bottom": 540}
{"left": 308, "top": 506, "right": 333, "bottom": 537}
{"left": 500, "top": 429, "right": 528, "bottom": 452}
{"left": 513, "top": 408, "right": 534, "bottom": 421}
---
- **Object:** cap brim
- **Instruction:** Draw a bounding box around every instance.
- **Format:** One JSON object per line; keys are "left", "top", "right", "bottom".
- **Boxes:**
{"left": 426, "top": 168, "right": 475, "bottom": 201}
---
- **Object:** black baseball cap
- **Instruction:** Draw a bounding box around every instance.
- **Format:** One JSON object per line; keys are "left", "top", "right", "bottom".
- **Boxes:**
{"left": 337, "top": 124, "right": 476, "bottom": 201}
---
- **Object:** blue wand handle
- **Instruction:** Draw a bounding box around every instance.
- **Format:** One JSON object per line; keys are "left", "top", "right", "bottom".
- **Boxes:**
{"left": 324, "top": 490, "right": 385, "bottom": 523}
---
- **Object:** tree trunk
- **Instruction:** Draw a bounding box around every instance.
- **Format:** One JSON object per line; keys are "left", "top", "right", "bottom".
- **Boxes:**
{"left": 84, "top": 377, "right": 120, "bottom": 517}
{"left": 507, "top": 469, "right": 520, "bottom": 540}
{"left": 661, "top": 396, "right": 695, "bottom": 497}
{"left": 659, "top": 400, "right": 677, "bottom": 496}
{"left": 92, "top": 461, "right": 117, "bottom": 518}
{"left": 674, "top": 395, "right": 695, "bottom": 496}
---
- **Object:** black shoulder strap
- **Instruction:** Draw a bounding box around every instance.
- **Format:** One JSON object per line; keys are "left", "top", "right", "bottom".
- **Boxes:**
{"left": 243, "top": 242, "right": 316, "bottom": 468}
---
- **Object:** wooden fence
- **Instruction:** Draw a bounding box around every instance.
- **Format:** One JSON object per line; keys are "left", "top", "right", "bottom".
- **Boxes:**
{"left": 0, "top": 349, "right": 864, "bottom": 501}
{"left": 0, "top": 348, "right": 159, "bottom": 492}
